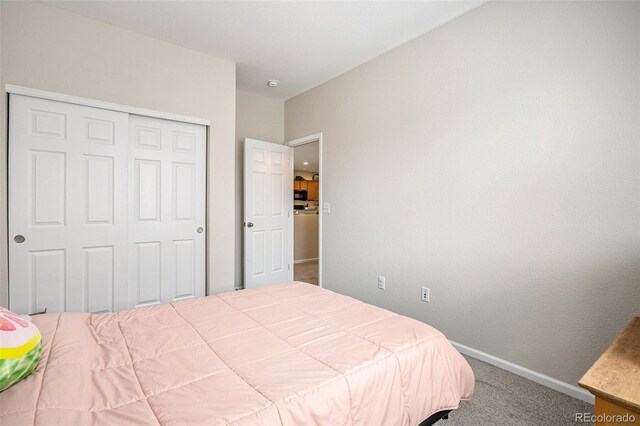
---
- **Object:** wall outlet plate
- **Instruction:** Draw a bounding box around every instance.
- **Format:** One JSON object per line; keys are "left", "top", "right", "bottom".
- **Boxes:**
{"left": 421, "top": 287, "right": 430, "bottom": 302}
{"left": 378, "top": 276, "right": 385, "bottom": 290}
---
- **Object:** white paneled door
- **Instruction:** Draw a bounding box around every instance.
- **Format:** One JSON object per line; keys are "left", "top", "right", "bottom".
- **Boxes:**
{"left": 9, "top": 95, "right": 129, "bottom": 314}
{"left": 244, "top": 139, "right": 293, "bottom": 288}
{"left": 128, "top": 115, "right": 206, "bottom": 307}
{"left": 8, "top": 95, "right": 206, "bottom": 314}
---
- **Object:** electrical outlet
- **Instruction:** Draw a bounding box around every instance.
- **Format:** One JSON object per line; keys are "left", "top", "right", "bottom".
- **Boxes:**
{"left": 378, "top": 276, "right": 386, "bottom": 290}
{"left": 421, "top": 287, "right": 430, "bottom": 302}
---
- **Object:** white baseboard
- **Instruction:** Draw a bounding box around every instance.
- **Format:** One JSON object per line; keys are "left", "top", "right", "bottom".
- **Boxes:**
{"left": 449, "top": 340, "right": 594, "bottom": 405}
{"left": 294, "top": 258, "right": 318, "bottom": 264}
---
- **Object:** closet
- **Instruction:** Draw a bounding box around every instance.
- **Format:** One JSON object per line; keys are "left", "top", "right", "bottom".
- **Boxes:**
{"left": 8, "top": 93, "right": 207, "bottom": 314}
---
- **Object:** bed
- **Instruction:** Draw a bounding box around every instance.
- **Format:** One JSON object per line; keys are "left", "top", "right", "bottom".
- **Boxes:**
{"left": 0, "top": 282, "right": 474, "bottom": 425}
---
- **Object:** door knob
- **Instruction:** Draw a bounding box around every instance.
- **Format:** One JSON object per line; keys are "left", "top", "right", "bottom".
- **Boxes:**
{"left": 197, "top": 227, "right": 204, "bottom": 234}
{"left": 14, "top": 235, "right": 25, "bottom": 243}
{"left": 246, "top": 222, "right": 254, "bottom": 228}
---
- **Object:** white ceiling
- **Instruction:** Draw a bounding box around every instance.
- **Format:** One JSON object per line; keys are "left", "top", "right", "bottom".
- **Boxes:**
{"left": 294, "top": 141, "right": 319, "bottom": 172}
{"left": 46, "top": 1, "right": 484, "bottom": 100}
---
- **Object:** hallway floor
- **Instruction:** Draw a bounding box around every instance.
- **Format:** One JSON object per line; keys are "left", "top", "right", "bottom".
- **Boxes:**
{"left": 294, "top": 260, "right": 318, "bottom": 285}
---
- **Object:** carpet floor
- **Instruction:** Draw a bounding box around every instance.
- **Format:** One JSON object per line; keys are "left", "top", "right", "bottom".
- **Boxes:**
{"left": 294, "top": 261, "right": 318, "bottom": 285}
{"left": 445, "top": 356, "right": 594, "bottom": 425}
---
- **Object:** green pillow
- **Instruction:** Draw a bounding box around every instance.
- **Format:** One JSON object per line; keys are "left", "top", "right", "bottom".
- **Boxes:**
{"left": 0, "top": 307, "right": 42, "bottom": 392}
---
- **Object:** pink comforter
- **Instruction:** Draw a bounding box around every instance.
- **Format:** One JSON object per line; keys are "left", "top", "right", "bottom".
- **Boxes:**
{"left": 0, "top": 282, "right": 474, "bottom": 425}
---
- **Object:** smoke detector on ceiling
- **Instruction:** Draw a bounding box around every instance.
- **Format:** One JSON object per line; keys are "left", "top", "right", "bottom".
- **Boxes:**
{"left": 267, "top": 80, "right": 279, "bottom": 88}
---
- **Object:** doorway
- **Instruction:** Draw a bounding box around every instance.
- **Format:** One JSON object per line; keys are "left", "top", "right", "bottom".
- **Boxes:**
{"left": 286, "top": 133, "right": 322, "bottom": 287}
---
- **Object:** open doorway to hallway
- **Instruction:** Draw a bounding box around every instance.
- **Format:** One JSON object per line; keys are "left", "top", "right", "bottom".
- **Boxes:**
{"left": 287, "top": 135, "right": 322, "bottom": 286}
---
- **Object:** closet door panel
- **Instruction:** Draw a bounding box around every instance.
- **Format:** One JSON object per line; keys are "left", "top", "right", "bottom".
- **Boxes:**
{"left": 128, "top": 115, "right": 206, "bottom": 308}
{"left": 9, "top": 95, "right": 129, "bottom": 314}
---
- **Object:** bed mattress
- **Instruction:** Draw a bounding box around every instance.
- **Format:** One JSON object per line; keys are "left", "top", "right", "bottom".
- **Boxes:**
{"left": 0, "top": 282, "right": 474, "bottom": 425}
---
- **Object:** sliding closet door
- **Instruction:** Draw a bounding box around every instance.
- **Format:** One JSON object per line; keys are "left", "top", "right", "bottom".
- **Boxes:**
{"left": 128, "top": 115, "right": 206, "bottom": 307}
{"left": 8, "top": 95, "right": 129, "bottom": 314}
{"left": 9, "top": 96, "right": 207, "bottom": 314}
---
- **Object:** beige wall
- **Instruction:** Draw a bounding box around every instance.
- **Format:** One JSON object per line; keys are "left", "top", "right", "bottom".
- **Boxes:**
{"left": 0, "top": 1, "right": 237, "bottom": 303}
{"left": 285, "top": 1, "right": 640, "bottom": 386}
{"left": 294, "top": 171, "right": 317, "bottom": 180}
{"left": 294, "top": 215, "right": 319, "bottom": 261}
{"left": 235, "top": 90, "right": 284, "bottom": 287}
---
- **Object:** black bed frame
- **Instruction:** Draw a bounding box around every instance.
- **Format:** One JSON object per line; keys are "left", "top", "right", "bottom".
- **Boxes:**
{"left": 418, "top": 409, "right": 452, "bottom": 426}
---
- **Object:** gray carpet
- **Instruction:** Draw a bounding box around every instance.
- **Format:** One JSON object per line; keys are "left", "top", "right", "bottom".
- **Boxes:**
{"left": 445, "top": 356, "right": 594, "bottom": 425}
{"left": 294, "top": 261, "right": 318, "bottom": 285}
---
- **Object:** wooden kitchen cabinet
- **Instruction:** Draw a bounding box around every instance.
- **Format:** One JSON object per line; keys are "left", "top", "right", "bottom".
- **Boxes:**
{"left": 294, "top": 179, "right": 318, "bottom": 200}
{"left": 293, "top": 180, "right": 320, "bottom": 201}
{"left": 307, "top": 181, "right": 319, "bottom": 201}
{"left": 294, "top": 180, "right": 308, "bottom": 190}
{"left": 294, "top": 180, "right": 309, "bottom": 190}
